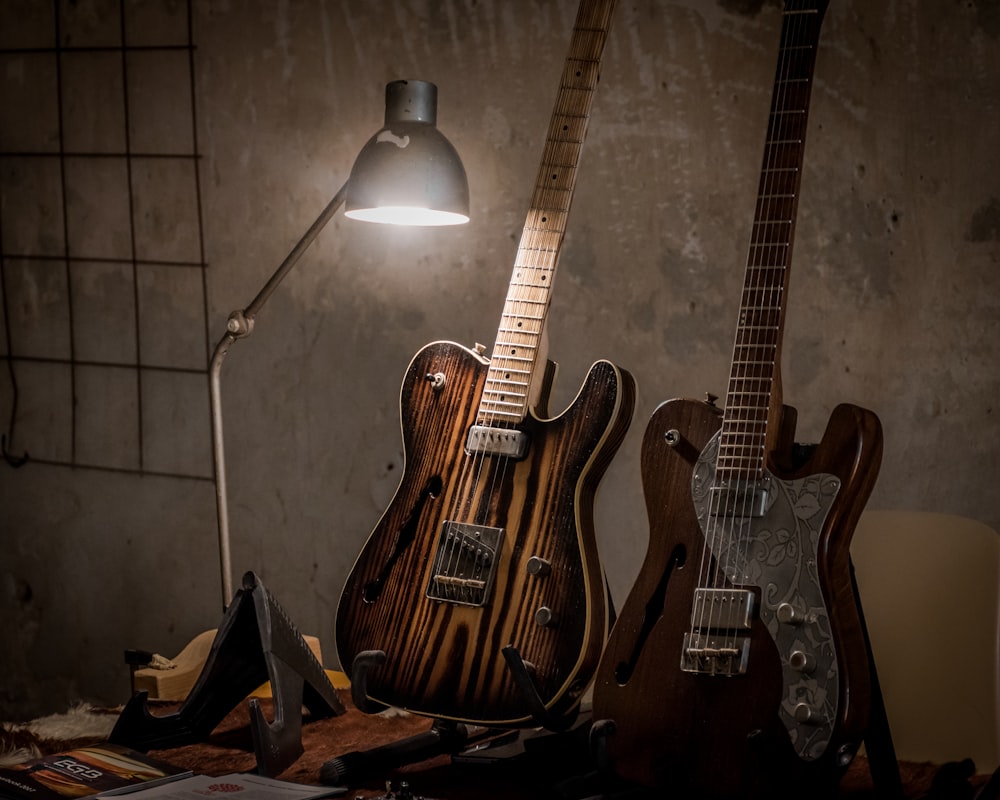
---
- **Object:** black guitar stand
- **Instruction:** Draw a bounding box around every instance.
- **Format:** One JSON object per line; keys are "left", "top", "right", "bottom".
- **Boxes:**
{"left": 110, "top": 571, "right": 345, "bottom": 777}
{"left": 851, "top": 560, "right": 905, "bottom": 799}
{"left": 318, "top": 647, "right": 583, "bottom": 786}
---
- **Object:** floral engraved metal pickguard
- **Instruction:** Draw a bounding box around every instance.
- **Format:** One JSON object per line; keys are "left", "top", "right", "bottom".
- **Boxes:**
{"left": 692, "top": 432, "right": 842, "bottom": 760}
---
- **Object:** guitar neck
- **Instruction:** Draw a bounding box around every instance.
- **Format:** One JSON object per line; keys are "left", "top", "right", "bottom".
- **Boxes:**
{"left": 477, "top": 0, "right": 618, "bottom": 426}
{"left": 718, "top": 0, "right": 828, "bottom": 483}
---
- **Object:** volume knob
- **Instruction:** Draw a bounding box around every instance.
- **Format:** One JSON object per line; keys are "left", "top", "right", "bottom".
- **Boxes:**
{"left": 526, "top": 556, "right": 552, "bottom": 577}
{"left": 776, "top": 603, "right": 803, "bottom": 625}
{"left": 789, "top": 650, "right": 816, "bottom": 673}
{"left": 534, "top": 606, "right": 558, "bottom": 627}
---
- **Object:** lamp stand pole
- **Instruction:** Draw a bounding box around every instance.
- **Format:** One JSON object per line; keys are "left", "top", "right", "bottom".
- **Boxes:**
{"left": 209, "top": 181, "right": 349, "bottom": 608}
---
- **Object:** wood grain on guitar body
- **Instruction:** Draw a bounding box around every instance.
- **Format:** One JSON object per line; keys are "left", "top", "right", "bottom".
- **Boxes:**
{"left": 336, "top": 0, "right": 635, "bottom": 729}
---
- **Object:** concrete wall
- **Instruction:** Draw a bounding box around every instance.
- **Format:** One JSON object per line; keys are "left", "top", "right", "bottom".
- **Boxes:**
{"left": 1, "top": 0, "right": 998, "bottom": 720}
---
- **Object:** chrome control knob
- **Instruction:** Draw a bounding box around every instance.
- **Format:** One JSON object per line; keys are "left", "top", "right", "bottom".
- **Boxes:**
{"left": 535, "top": 606, "right": 558, "bottom": 627}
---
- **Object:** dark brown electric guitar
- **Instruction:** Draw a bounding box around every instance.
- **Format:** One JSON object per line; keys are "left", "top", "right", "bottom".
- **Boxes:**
{"left": 336, "top": 0, "right": 634, "bottom": 728}
{"left": 592, "top": 1, "right": 883, "bottom": 796}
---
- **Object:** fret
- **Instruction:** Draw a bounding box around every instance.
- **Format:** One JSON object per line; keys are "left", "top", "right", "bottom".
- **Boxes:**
{"left": 490, "top": 355, "right": 535, "bottom": 365}
{"left": 729, "top": 361, "right": 774, "bottom": 370}
{"left": 476, "top": 409, "right": 523, "bottom": 421}
{"left": 748, "top": 242, "right": 790, "bottom": 255}
{"left": 722, "top": 415, "right": 769, "bottom": 426}
{"left": 485, "top": 375, "right": 530, "bottom": 387}
{"left": 722, "top": 406, "right": 767, "bottom": 422}
{"left": 495, "top": 338, "right": 542, "bottom": 353}
{"left": 740, "top": 288, "right": 785, "bottom": 305}
{"left": 766, "top": 116, "right": 809, "bottom": 143}
{"left": 487, "top": 364, "right": 531, "bottom": 375}
{"left": 730, "top": 342, "right": 778, "bottom": 353}
{"left": 497, "top": 323, "right": 543, "bottom": 335}
{"left": 726, "top": 381, "right": 771, "bottom": 389}
{"left": 500, "top": 313, "right": 545, "bottom": 325}
{"left": 743, "top": 264, "right": 786, "bottom": 279}
{"left": 516, "top": 233, "right": 562, "bottom": 248}
{"left": 726, "top": 384, "right": 771, "bottom": 392}
{"left": 480, "top": 394, "right": 528, "bottom": 406}
{"left": 739, "top": 311, "right": 780, "bottom": 324}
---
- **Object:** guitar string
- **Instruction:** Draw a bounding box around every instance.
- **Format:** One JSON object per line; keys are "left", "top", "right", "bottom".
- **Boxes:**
{"left": 440, "top": 4, "right": 611, "bottom": 612}
{"left": 731, "top": 0, "right": 816, "bottom": 656}
{"left": 693, "top": 0, "right": 808, "bottom": 664}
{"left": 728, "top": 0, "right": 805, "bottom": 650}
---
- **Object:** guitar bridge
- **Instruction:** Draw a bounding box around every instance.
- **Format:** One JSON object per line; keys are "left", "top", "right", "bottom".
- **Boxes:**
{"left": 426, "top": 521, "right": 504, "bottom": 607}
{"left": 680, "top": 588, "right": 755, "bottom": 676}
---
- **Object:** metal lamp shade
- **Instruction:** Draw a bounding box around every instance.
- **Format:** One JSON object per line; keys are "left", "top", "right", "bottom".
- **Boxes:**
{"left": 345, "top": 80, "right": 470, "bottom": 226}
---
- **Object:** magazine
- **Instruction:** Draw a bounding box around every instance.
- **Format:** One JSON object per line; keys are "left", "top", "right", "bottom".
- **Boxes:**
{"left": 96, "top": 774, "right": 346, "bottom": 800}
{"left": 0, "top": 743, "right": 191, "bottom": 800}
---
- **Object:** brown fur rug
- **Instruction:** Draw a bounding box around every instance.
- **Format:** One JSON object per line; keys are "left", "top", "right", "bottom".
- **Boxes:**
{"left": 2, "top": 698, "right": 994, "bottom": 799}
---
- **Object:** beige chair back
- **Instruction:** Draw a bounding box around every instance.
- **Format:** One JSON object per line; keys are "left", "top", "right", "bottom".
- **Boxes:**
{"left": 852, "top": 510, "right": 1000, "bottom": 773}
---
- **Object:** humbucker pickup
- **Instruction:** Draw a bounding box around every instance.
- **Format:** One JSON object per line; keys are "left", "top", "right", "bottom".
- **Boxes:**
{"left": 466, "top": 425, "right": 529, "bottom": 459}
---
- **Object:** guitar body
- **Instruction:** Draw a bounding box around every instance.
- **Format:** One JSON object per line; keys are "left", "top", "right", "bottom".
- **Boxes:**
{"left": 593, "top": 397, "right": 882, "bottom": 797}
{"left": 337, "top": 340, "right": 635, "bottom": 725}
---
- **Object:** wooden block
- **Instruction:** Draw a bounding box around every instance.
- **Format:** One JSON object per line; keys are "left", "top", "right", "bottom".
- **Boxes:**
{"left": 131, "top": 630, "right": 328, "bottom": 701}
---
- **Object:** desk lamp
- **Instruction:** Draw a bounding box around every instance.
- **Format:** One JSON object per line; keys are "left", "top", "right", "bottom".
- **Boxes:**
{"left": 210, "top": 79, "right": 469, "bottom": 607}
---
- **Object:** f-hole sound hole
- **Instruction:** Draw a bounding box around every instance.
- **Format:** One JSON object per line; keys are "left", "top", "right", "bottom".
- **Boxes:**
{"left": 614, "top": 543, "right": 686, "bottom": 685}
{"left": 361, "top": 474, "right": 443, "bottom": 603}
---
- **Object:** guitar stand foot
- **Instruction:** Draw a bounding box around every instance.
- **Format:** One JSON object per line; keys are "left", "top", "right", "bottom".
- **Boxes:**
{"left": 110, "top": 571, "right": 344, "bottom": 777}
{"left": 589, "top": 717, "right": 617, "bottom": 775}
{"left": 349, "top": 650, "right": 391, "bottom": 714}
{"left": 319, "top": 716, "right": 488, "bottom": 786}
{"left": 501, "top": 645, "right": 578, "bottom": 732}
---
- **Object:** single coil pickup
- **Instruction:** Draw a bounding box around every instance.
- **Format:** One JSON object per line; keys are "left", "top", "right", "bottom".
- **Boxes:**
{"left": 690, "top": 588, "right": 755, "bottom": 630}
{"left": 708, "top": 479, "right": 770, "bottom": 518}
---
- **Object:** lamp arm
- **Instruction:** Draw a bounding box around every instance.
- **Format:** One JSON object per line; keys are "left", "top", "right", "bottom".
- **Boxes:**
{"left": 209, "top": 180, "right": 349, "bottom": 608}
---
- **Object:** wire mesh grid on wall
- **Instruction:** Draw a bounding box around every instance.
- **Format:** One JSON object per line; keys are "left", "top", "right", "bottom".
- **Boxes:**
{"left": 0, "top": 0, "right": 212, "bottom": 481}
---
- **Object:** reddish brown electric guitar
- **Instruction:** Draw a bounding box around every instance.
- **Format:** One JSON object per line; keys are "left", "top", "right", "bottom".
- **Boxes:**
{"left": 592, "top": 1, "right": 883, "bottom": 796}
{"left": 336, "top": 0, "right": 634, "bottom": 728}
